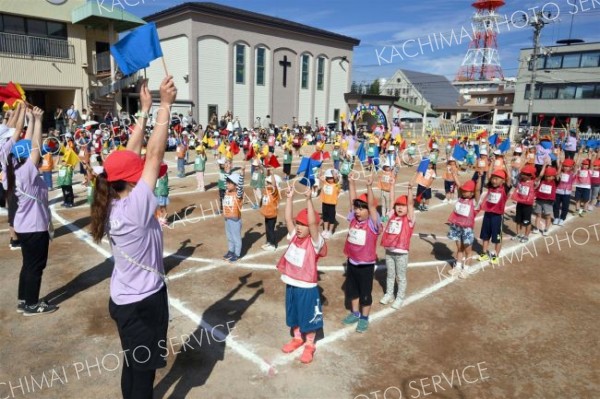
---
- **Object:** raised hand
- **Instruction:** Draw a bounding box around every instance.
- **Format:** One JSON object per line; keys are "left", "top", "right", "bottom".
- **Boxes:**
{"left": 140, "top": 80, "right": 152, "bottom": 112}
{"left": 286, "top": 186, "right": 294, "bottom": 199}
{"left": 160, "top": 76, "right": 177, "bottom": 105}
{"left": 32, "top": 106, "right": 44, "bottom": 120}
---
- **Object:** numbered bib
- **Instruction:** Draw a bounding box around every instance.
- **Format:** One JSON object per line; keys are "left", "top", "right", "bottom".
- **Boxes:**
{"left": 382, "top": 175, "right": 390, "bottom": 183}
{"left": 560, "top": 173, "right": 570, "bottom": 183}
{"left": 579, "top": 170, "right": 589, "bottom": 178}
{"left": 219, "top": 172, "right": 227, "bottom": 181}
{"left": 79, "top": 150, "right": 85, "bottom": 158}
{"left": 87, "top": 186, "right": 93, "bottom": 196}
{"left": 323, "top": 185, "right": 333, "bottom": 195}
{"left": 518, "top": 185, "right": 530, "bottom": 196}
{"left": 347, "top": 228, "right": 367, "bottom": 246}
{"left": 539, "top": 184, "right": 552, "bottom": 194}
{"left": 478, "top": 160, "right": 486, "bottom": 168}
{"left": 592, "top": 171, "right": 600, "bottom": 178}
{"left": 284, "top": 243, "right": 306, "bottom": 267}
{"left": 195, "top": 158, "right": 201, "bottom": 165}
{"left": 454, "top": 202, "right": 471, "bottom": 217}
{"left": 332, "top": 150, "right": 339, "bottom": 157}
{"left": 42, "top": 159, "right": 50, "bottom": 167}
{"left": 223, "top": 196, "right": 234, "bottom": 207}
{"left": 262, "top": 196, "right": 269, "bottom": 205}
{"left": 386, "top": 219, "right": 402, "bottom": 235}
{"left": 487, "top": 192, "right": 501, "bottom": 204}
{"left": 58, "top": 168, "right": 67, "bottom": 177}
{"left": 494, "top": 160, "right": 502, "bottom": 167}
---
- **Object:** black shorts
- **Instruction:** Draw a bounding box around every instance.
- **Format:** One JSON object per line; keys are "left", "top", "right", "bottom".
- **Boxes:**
{"left": 515, "top": 203, "right": 533, "bottom": 225}
{"left": 345, "top": 260, "right": 375, "bottom": 306}
{"left": 321, "top": 203, "right": 336, "bottom": 224}
{"left": 480, "top": 212, "right": 503, "bottom": 244}
{"left": 444, "top": 180, "right": 456, "bottom": 194}
{"left": 109, "top": 286, "right": 169, "bottom": 371}
{"left": 8, "top": 192, "right": 18, "bottom": 227}
{"left": 416, "top": 184, "right": 432, "bottom": 200}
{"left": 283, "top": 163, "right": 291, "bottom": 175}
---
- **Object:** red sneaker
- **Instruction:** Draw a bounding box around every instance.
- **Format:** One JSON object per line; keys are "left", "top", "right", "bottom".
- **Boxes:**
{"left": 300, "top": 344, "right": 315, "bottom": 364}
{"left": 281, "top": 338, "right": 304, "bottom": 353}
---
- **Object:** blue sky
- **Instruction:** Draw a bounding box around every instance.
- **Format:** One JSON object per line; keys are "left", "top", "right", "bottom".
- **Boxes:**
{"left": 123, "top": 0, "right": 600, "bottom": 83}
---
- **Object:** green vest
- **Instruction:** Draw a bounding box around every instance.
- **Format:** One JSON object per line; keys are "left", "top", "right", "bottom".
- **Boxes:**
{"left": 218, "top": 171, "right": 228, "bottom": 190}
{"left": 250, "top": 170, "right": 265, "bottom": 189}
{"left": 57, "top": 165, "right": 73, "bottom": 186}
{"left": 367, "top": 146, "right": 375, "bottom": 157}
{"left": 340, "top": 160, "right": 352, "bottom": 176}
{"left": 283, "top": 152, "right": 293, "bottom": 164}
{"left": 194, "top": 155, "right": 206, "bottom": 172}
{"left": 154, "top": 174, "right": 169, "bottom": 197}
{"left": 332, "top": 149, "right": 340, "bottom": 161}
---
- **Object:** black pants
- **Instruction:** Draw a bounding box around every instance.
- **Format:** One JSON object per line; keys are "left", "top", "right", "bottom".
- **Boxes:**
{"left": 553, "top": 193, "right": 570, "bottom": 220}
{"left": 17, "top": 231, "right": 50, "bottom": 306}
{"left": 219, "top": 188, "right": 225, "bottom": 211}
{"left": 345, "top": 260, "right": 375, "bottom": 307}
{"left": 265, "top": 217, "right": 277, "bottom": 247}
{"left": 342, "top": 175, "right": 349, "bottom": 191}
{"left": 61, "top": 185, "right": 74, "bottom": 205}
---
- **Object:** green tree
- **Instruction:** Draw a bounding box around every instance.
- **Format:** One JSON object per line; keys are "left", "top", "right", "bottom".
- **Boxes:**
{"left": 368, "top": 79, "right": 380, "bottom": 95}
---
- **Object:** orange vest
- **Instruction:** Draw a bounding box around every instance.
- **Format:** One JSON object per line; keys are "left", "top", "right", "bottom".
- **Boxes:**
{"left": 260, "top": 187, "right": 279, "bottom": 219}
{"left": 476, "top": 158, "right": 488, "bottom": 173}
{"left": 378, "top": 171, "right": 393, "bottom": 192}
{"left": 223, "top": 192, "right": 243, "bottom": 219}
{"left": 176, "top": 144, "right": 187, "bottom": 159}
{"left": 416, "top": 169, "right": 435, "bottom": 188}
{"left": 320, "top": 182, "right": 340, "bottom": 205}
{"left": 40, "top": 154, "right": 54, "bottom": 172}
{"left": 492, "top": 157, "right": 505, "bottom": 170}
{"left": 444, "top": 164, "right": 457, "bottom": 181}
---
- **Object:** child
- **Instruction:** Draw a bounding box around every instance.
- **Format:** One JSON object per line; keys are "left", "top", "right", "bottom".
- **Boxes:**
{"left": 339, "top": 153, "right": 353, "bottom": 192}
{"left": 407, "top": 141, "right": 417, "bottom": 165}
{"left": 415, "top": 161, "right": 436, "bottom": 211}
{"left": 223, "top": 167, "right": 245, "bottom": 262}
{"left": 250, "top": 159, "right": 265, "bottom": 209}
{"left": 510, "top": 165, "right": 537, "bottom": 242}
{"left": 573, "top": 158, "right": 592, "bottom": 216}
{"left": 510, "top": 147, "right": 524, "bottom": 186}
{"left": 492, "top": 149, "right": 505, "bottom": 170}
{"left": 429, "top": 147, "right": 439, "bottom": 172}
{"left": 342, "top": 172, "right": 381, "bottom": 333}
{"left": 57, "top": 161, "right": 74, "bottom": 207}
{"left": 154, "top": 169, "right": 169, "bottom": 226}
{"left": 443, "top": 158, "right": 458, "bottom": 203}
{"left": 320, "top": 168, "right": 340, "bottom": 239}
{"left": 260, "top": 170, "right": 281, "bottom": 250}
{"left": 176, "top": 138, "right": 187, "bottom": 178}
{"left": 532, "top": 162, "right": 557, "bottom": 235}
{"left": 478, "top": 167, "right": 511, "bottom": 265}
{"left": 447, "top": 176, "right": 481, "bottom": 278}
{"left": 283, "top": 144, "right": 293, "bottom": 181}
{"left": 591, "top": 159, "right": 600, "bottom": 208}
{"left": 475, "top": 150, "right": 489, "bottom": 193}
{"left": 194, "top": 145, "right": 207, "bottom": 191}
{"left": 331, "top": 142, "right": 341, "bottom": 171}
{"left": 380, "top": 177, "right": 415, "bottom": 308}
{"left": 377, "top": 160, "right": 394, "bottom": 219}
{"left": 39, "top": 150, "right": 54, "bottom": 190}
{"left": 553, "top": 158, "right": 575, "bottom": 226}
{"left": 466, "top": 143, "right": 476, "bottom": 169}
{"left": 276, "top": 187, "right": 327, "bottom": 364}
{"left": 217, "top": 157, "right": 230, "bottom": 213}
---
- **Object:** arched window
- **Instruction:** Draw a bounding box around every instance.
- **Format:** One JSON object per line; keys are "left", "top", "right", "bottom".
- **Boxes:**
{"left": 235, "top": 44, "right": 245, "bottom": 84}
{"left": 256, "top": 47, "right": 266, "bottom": 86}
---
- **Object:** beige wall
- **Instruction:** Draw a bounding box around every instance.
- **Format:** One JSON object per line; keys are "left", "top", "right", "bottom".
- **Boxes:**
{"left": 0, "top": 0, "right": 85, "bottom": 22}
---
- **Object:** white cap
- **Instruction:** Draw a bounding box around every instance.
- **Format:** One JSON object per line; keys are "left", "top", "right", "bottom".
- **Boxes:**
{"left": 227, "top": 173, "right": 242, "bottom": 186}
{"left": 65, "top": 133, "right": 72, "bottom": 138}
{"left": 213, "top": 131, "right": 219, "bottom": 136}
{"left": 92, "top": 165, "right": 104, "bottom": 175}
{"left": 324, "top": 169, "right": 335, "bottom": 178}
{"left": 381, "top": 160, "right": 391, "bottom": 168}
{"left": 267, "top": 174, "right": 283, "bottom": 187}
{"left": 432, "top": 143, "right": 439, "bottom": 149}
{"left": 515, "top": 147, "right": 523, "bottom": 153}
{"left": 493, "top": 149, "right": 502, "bottom": 155}
{"left": 388, "top": 145, "right": 395, "bottom": 151}
{"left": 217, "top": 157, "right": 226, "bottom": 165}
{"left": 94, "top": 129, "right": 102, "bottom": 136}
{"left": 480, "top": 149, "right": 488, "bottom": 155}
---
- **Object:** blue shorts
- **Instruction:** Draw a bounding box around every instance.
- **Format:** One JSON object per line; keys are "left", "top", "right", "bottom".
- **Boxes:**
{"left": 448, "top": 224, "right": 475, "bottom": 246}
{"left": 285, "top": 285, "right": 323, "bottom": 333}
{"left": 417, "top": 184, "right": 432, "bottom": 200}
{"left": 574, "top": 187, "right": 591, "bottom": 202}
{"left": 157, "top": 196, "right": 169, "bottom": 206}
{"left": 444, "top": 180, "right": 456, "bottom": 194}
{"left": 480, "top": 212, "right": 503, "bottom": 244}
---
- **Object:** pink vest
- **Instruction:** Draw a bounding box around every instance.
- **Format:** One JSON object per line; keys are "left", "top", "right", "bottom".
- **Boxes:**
{"left": 277, "top": 235, "right": 327, "bottom": 284}
{"left": 574, "top": 169, "right": 592, "bottom": 186}
{"left": 447, "top": 198, "right": 477, "bottom": 228}
{"left": 344, "top": 217, "right": 380, "bottom": 263}
{"left": 591, "top": 169, "right": 600, "bottom": 185}
{"left": 536, "top": 180, "right": 557, "bottom": 201}
{"left": 381, "top": 214, "right": 414, "bottom": 251}
{"left": 481, "top": 186, "right": 508, "bottom": 214}
{"left": 556, "top": 171, "right": 574, "bottom": 192}
{"left": 511, "top": 180, "right": 536, "bottom": 206}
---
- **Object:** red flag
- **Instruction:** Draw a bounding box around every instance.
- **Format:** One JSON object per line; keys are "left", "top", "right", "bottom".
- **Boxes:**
{"left": 450, "top": 138, "right": 458, "bottom": 146}
{"left": 230, "top": 140, "right": 240, "bottom": 155}
{"left": 0, "top": 82, "right": 26, "bottom": 108}
{"left": 550, "top": 117, "right": 556, "bottom": 127}
{"left": 245, "top": 145, "right": 255, "bottom": 161}
{"left": 310, "top": 151, "right": 324, "bottom": 161}
{"left": 415, "top": 192, "right": 424, "bottom": 204}
{"left": 477, "top": 130, "right": 488, "bottom": 139}
{"left": 538, "top": 114, "right": 545, "bottom": 122}
{"left": 399, "top": 140, "right": 407, "bottom": 151}
{"left": 266, "top": 154, "right": 280, "bottom": 168}
{"left": 427, "top": 138, "right": 433, "bottom": 150}
{"left": 565, "top": 117, "right": 570, "bottom": 124}
{"left": 321, "top": 151, "right": 330, "bottom": 160}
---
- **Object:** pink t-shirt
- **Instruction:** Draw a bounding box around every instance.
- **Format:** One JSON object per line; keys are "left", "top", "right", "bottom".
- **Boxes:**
{"left": 108, "top": 180, "right": 165, "bottom": 305}
{"left": 14, "top": 159, "right": 50, "bottom": 233}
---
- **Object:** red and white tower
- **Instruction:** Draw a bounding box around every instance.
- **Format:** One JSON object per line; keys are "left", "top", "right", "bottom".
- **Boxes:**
{"left": 455, "top": 0, "right": 505, "bottom": 81}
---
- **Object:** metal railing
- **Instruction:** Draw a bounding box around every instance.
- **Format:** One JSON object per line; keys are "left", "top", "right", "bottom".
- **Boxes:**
{"left": 0, "top": 32, "right": 74, "bottom": 62}
{"left": 93, "top": 51, "right": 111, "bottom": 74}
{"left": 89, "top": 72, "right": 141, "bottom": 102}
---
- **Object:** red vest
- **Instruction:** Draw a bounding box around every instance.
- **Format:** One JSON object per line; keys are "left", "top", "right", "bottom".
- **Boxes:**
{"left": 481, "top": 185, "right": 508, "bottom": 214}
{"left": 447, "top": 198, "right": 477, "bottom": 228}
{"left": 381, "top": 214, "right": 414, "bottom": 251}
{"left": 556, "top": 171, "right": 574, "bottom": 192}
{"left": 574, "top": 169, "right": 592, "bottom": 186}
{"left": 343, "top": 217, "right": 380, "bottom": 263}
{"left": 591, "top": 169, "right": 600, "bottom": 185}
{"left": 511, "top": 179, "right": 536, "bottom": 205}
{"left": 276, "top": 234, "right": 327, "bottom": 283}
{"left": 536, "top": 180, "right": 557, "bottom": 201}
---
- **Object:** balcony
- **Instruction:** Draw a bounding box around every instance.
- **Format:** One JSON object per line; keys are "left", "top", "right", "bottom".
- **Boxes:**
{"left": 93, "top": 51, "right": 111, "bottom": 75}
{"left": 0, "top": 32, "right": 74, "bottom": 62}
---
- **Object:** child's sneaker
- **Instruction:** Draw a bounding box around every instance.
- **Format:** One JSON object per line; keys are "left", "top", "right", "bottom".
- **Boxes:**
{"left": 356, "top": 318, "right": 369, "bottom": 333}
{"left": 519, "top": 236, "right": 529, "bottom": 243}
{"left": 490, "top": 255, "right": 499, "bottom": 265}
{"left": 17, "top": 300, "right": 25, "bottom": 313}
{"left": 532, "top": 228, "right": 540, "bottom": 234}
{"left": 478, "top": 253, "right": 490, "bottom": 262}
{"left": 228, "top": 255, "right": 240, "bottom": 263}
{"left": 552, "top": 219, "right": 559, "bottom": 225}
{"left": 281, "top": 338, "right": 304, "bottom": 353}
{"left": 379, "top": 294, "right": 394, "bottom": 305}
{"left": 223, "top": 251, "right": 234, "bottom": 260}
{"left": 558, "top": 219, "right": 565, "bottom": 226}
{"left": 261, "top": 243, "right": 271, "bottom": 250}
{"left": 578, "top": 209, "right": 584, "bottom": 217}
{"left": 442, "top": 198, "right": 449, "bottom": 204}
{"left": 342, "top": 313, "right": 360, "bottom": 325}
{"left": 511, "top": 234, "right": 522, "bottom": 241}
{"left": 391, "top": 298, "right": 403, "bottom": 310}
{"left": 458, "top": 268, "right": 469, "bottom": 279}
{"left": 541, "top": 229, "right": 549, "bottom": 236}
{"left": 299, "top": 344, "right": 316, "bottom": 364}
{"left": 23, "top": 301, "right": 58, "bottom": 316}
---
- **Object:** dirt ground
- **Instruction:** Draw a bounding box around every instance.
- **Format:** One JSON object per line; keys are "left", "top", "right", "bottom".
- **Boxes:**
{"left": 0, "top": 145, "right": 598, "bottom": 399}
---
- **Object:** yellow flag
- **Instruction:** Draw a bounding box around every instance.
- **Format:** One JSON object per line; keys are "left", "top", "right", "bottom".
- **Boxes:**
{"left": 62, "top": 148, "right": 80, "bottom": 167}
{"left": 218, "top": 142, "right": 226, "bottom": 154}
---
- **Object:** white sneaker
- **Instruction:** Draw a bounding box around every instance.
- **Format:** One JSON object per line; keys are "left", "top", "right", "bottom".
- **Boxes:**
{"left": 449, "top": 262, "right": 463, "bottom": 275}
{"left": 552, "top": 219, "right": 559, "bottom": 225}
{"left": 380, "top": 294, "right": 394, "bottom": 305}
{"left": 532, "top": 228, "right": 540, "bottom": 234}
{"left": 391, "top": 298, "right": 404, "bottom": 309}
{"left": 442, "top": 199, "right": 449, "bottom": 204}
{"left": 261, "top": 243, "right": 271, "bottom": 250}
{"left": 558, "top": 219, "right": 565, "bottom": 226}
{"left": 542, "top": 229, "right": 549, "bottom": 236}
{"left": 458, "top": 269, "right": 469, "bottom": 279}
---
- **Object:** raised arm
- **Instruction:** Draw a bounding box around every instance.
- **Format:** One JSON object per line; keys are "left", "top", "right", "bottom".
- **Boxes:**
{"left": 10, "top": 103, "right": 26, "bottom": 142}
{"left": 141, "top": 76, "right": 177, "bottom": 189}
{"left": 24, "top": 108, "right": 35, "bottom": 141}
{"left": 348, "top": 170, "right": 358, "bottom": 208}
{"left": 407, "top": 182, "right": 415, "bottom": 221}
{"left": 365, "top": 175, "right": 379, "bottom": 224}
{"left": 284, "top": 186, "right": 295, "bottom": 234}
{"left": 30, "top": 107, "right": 44, "bottom": 166}
{"left": 305, "top": 190, "right": 319, "bottom": 240}
{"left": 127, "top": 80, "right": 152, "bottom": 154}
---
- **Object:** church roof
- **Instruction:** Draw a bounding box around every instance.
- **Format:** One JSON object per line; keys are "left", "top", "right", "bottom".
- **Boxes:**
{"left": 144, "top": 2, "right": 360, "bottom": 46}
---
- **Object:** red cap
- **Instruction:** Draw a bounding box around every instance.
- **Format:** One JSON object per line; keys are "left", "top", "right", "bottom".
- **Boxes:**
{"left": 356, "top": 193, "right": 378, "bottom": 208}
{"left": 562, "top": 159, "right": 575, "bottom": 167}
{"left": 544, "top": 167, "right": 557, "bottom": 176}
{"left": 594, "top": 159, "right": 600, "bottom": 167}
{"left": 521, "top": 165, "right": 537, "bottom": 177}
{"left": 104, "top": 150, "right": 167, "bottom": 183}
{"left": 582, "top": 159, "right": 591, "bottom": 165}
{"left": 295, "top": 208, "right": 320, "bottom": 225}
{"left": 394, "top": 195, "right": 408, "bottom": 205}
{"left": 491, "top": 169, "right": 507, "bottom": 180}
{"left": 461, "top": 180, "right": 476, "bottom": 192}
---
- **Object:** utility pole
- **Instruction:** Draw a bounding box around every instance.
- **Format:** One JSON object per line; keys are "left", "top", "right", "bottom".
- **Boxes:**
{"left": 526, "top": 11, "right": 551, "bottom": 129}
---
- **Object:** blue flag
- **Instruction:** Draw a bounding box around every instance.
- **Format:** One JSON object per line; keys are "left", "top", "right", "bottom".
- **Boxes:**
{"left": 452, "top": 145, "right": 468, "bottom": 161}
{"left": 587, "top": 139, "right": 599, "bottom": 149}
{"left": 488, "top": 134, "right": 498, "bottom": 146}
{"left": 474, "top": 144, "right": 480, "bottom": 158}
{"left": 356, "top": 142, "right": 367, "bottom": 163}
{"left": 296, "top": 157, "right": 321, "bottom": 186}
{"left": 540, "top": 141, "right": 553, "bottom": 150}
{"left": 110, "top": 23, "right": 163, "bottom": 76}
{"left": 498, "top": 138, "right": 511, "bottom": 153}
{"left": 417, "top": 158, "right": 430, "bottom": 174}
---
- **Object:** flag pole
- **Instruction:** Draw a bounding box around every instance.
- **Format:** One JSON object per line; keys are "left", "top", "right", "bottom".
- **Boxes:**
{"left": 161, "top": 57, "right": 169, "bottom": 76}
